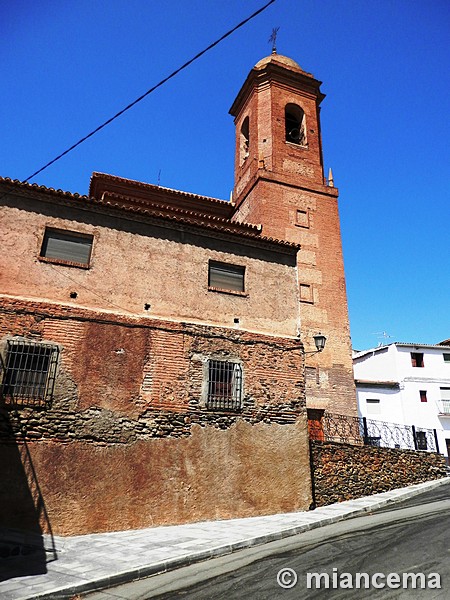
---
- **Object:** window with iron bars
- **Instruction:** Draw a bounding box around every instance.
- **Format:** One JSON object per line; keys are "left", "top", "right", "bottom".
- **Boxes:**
{"left": 1, "top": 339, "right": 59, "bottom": 408}
{"left": 206, "top": 360, "right": 243, "bottom": 411}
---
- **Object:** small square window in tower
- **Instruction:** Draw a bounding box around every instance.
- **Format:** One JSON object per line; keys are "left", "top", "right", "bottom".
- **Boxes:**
{"left": 1, "top": 339, "right": 59, "bottom": 408}
{"left": 40, "top": 228, "right": 93, "bottom": 267}
{"left": 208, "top": 261, "right": 245, "bottom": 293}
{"left": 206, "top": 360, "right": 243, "bottom": 411}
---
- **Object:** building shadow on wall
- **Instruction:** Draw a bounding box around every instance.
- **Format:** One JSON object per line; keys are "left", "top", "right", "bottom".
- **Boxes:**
{"left": 0, "top": 404, "right": 57, "bottom": 582}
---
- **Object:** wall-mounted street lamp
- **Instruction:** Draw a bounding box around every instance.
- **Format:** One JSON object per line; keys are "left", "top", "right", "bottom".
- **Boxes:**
{"left": 305, "top": 333, "right": 327, "bottom": 355}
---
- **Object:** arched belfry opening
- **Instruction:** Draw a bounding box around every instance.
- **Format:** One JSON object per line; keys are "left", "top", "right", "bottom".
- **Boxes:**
{"left": 240, "top": 116, "right": 250, "bottom": 164}
{"left": 285, "top": 103, "right": 306, "bottom": 146}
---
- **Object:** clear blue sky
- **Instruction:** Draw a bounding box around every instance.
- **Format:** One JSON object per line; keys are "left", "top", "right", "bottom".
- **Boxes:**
{"left": 2, "top": 0, "right": 449, "bottom": 350}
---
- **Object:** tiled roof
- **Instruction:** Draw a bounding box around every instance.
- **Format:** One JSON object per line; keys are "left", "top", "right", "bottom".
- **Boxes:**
{"left": 0, "top": 176, "right": 88, "bottom": 201}
{"left": 394, "top": 342, "right": 450, "bottom": 350}
{"left": 352, "top": 345, "right": 390, "bottom": 359}
{"left": 98, "top": 189, "right": 256, "bottom": 228}
{"left": 0, "top": 176, "right": 300, "bottom": 252}
{"left": 89, "top": 172, "right": 234, "bottom": 219}
{"left": 353, "top": 341, "right": 450, "bottom": 360}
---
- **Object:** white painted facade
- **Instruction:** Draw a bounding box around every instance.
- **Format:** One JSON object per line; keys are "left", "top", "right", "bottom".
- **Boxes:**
{"left": 353, "top": 343, "right": 450, "bottom": 460}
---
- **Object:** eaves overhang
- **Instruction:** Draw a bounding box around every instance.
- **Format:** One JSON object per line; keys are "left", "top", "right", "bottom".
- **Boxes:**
{"left": 89, "top": 172, "right": 234, "bottom": 219}
{"left": 355, "top": 379, "right": 400, "bottom": 389}
{"left": 0, "top": 176, "right": 300, "bottom": 255}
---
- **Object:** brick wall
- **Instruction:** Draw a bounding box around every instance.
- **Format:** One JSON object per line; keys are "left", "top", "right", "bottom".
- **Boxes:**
{"left": 230, "top": 59, "right": 356, "bottom": 417}
{"left": 311, "top": 441, "right": 447, "bottom": 507}
{"left": 0, "top": 297, "right": 312, "bottom": 534}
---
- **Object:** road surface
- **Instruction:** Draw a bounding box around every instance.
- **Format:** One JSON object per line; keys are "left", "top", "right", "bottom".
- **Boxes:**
{"left": 85, "top": 485, "right": 450, "bottom": 599}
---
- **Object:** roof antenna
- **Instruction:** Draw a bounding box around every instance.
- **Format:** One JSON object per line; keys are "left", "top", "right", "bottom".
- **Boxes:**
{"left": 372, "top": 331, "right": 393, "bottom": 346}
{"left": 269, "top": 27, "right": 279, "bottom": 54}
{"left": 157, "top": 169, "right": 161, "bottom": 187}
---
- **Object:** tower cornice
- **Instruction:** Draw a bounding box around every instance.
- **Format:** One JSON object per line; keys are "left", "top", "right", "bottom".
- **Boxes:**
{"left": 230, "top": 62, "right": 325, "bottom": 119}
{"left": 232, "top": 170, "right": 338, "bottom": 213}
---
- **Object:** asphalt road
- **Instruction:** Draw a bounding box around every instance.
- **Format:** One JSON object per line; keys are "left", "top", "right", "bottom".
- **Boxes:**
{"left": 369, "top": 481, "right": 450, "bottom": 512}
{"left": 85, "top": 485, "right": 450, "bottom": 600}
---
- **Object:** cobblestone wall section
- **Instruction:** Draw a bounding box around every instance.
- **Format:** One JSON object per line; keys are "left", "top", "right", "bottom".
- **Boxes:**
{"left": 311, "top": 440, "right": 447, "bottom": 507}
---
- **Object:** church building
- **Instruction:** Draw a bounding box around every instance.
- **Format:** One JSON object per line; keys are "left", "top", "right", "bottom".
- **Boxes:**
{"left": 0, "top": 51, "right": 356, "bottom": 536}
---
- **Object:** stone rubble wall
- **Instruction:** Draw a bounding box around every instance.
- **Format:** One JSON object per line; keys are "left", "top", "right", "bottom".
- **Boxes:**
{"left": 311, "top": 440, "right": 448, "bottom": 507}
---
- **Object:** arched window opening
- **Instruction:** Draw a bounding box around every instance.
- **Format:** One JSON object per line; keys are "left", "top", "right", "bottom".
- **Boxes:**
{"left": 240, "top": 116, "right": 250, "bottom": 163}
{"left": 285, "top": 104, "right": 306, "bottom": 146}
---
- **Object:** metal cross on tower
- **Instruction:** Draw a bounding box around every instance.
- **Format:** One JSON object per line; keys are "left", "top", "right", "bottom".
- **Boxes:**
{"left": 269, "top": 27, "right": 279, "bottom": 54}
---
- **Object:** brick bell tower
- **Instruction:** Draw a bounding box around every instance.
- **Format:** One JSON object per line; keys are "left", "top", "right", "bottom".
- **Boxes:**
{"left": 229, "top": 52, "right": 356, "bottom": 416}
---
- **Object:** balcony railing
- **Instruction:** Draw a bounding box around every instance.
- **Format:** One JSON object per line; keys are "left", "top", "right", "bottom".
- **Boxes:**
{"left": 308, "top": 412, "right": 438, "bottom": 453}
{"left": 439, "top": 400, "right": 450, "bottom": 415}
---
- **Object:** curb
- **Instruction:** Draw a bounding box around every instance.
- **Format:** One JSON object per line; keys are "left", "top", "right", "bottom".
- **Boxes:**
{"left": 18, "top": 477, "right": 450, "bottom": 600}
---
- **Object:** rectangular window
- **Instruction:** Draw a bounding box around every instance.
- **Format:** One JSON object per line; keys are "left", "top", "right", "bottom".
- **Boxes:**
{"left": 40, "top": 228, "right": 93, "bottom": 267}
{"left": 206, "top": 360, "right": 243, "bottom": 411}
{"left": 366, "top": 398, "right": 381, "bottom": 414}
{"left": 443, "top": 353, "right": 450, "bottom": 364}
{"left": 208, "top": 261, "right": 245, "bottom": 293}
{"left": 420, "top": 390, "right": 427, "bottom": 402}
{"left": 411, "top": 352, "right": 424, "bottom": 368}
{"left": 1, "top": 339, "right": 59, "bottom": 408}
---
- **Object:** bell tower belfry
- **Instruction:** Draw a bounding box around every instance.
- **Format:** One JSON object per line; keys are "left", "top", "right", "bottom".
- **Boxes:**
{"left": 230, "top": 53, "right": 356, "bottom": 415}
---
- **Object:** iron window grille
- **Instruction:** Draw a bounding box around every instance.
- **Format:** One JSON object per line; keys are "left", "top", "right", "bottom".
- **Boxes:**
{"left": 208, "top": 261, "right": 245, "bottom": 293}
{"left": 40, "top": 228, "right": 93, "bottom": 267}
{"left": 206, "top": 360, "right": 243, "bottom": 411}
{"left": 1, "top": 339, "right": 59, "bottom": 408}
{"left": 416, "top": 430, "right": 428, "bottom": 450}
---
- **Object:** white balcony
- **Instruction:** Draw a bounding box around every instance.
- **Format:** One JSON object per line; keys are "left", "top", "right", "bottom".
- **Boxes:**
{"left": 438, "top": 399, "right": 450, "bottom": 415}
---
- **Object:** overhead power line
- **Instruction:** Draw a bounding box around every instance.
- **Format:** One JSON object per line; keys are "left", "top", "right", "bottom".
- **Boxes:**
{"left": 24, "top": 0, "right": 276, "bottom": 183}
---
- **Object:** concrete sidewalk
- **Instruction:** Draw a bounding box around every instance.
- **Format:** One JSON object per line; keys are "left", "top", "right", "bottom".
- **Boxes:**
{"left": 1, "top": 478, "right": 449, "bottom": 600}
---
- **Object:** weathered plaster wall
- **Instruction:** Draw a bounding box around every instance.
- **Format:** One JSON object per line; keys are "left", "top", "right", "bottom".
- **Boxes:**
{"left": 2, "top": 421, "right": 311, "bottom": 536}
{"left": 0, "top": 194, "right": 299, "bottom": 337}
{"left": 311, "top": 441, "right": 447, "bottom": 507}
{"left": 0, "top": 297, "right": 311, "bottom": 535}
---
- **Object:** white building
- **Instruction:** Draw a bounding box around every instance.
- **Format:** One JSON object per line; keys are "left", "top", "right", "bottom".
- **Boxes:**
{"left": 353, "top": 342, "right": 450, "bottom": 461}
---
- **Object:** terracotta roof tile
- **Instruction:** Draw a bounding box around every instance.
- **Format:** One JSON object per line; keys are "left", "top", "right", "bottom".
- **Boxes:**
{"left": 89, "top": 172, "right": 234, "bottom": 219}
{"left": 0, "top": 176, "right": 300, "bottom": 252}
